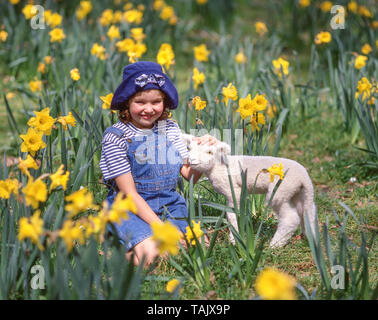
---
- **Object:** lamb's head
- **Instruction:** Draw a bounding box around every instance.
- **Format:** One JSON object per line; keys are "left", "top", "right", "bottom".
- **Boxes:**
{"left": 181, "top": 134, "right": 231, "bottom": 172}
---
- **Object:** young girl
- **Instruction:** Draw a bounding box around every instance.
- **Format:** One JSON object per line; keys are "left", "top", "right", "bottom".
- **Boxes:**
{"left": 100, "top": 61, "right": 216, "bottom": 266}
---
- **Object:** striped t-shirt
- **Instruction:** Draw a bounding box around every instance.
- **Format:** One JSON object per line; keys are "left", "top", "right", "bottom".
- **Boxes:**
{"left": 99, "top": 119, "right": 189, "bottom": 183}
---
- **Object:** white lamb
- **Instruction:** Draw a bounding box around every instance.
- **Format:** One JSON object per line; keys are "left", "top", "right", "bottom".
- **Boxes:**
{"left": 182, "top": 134, "right": 317, "bottom": 248}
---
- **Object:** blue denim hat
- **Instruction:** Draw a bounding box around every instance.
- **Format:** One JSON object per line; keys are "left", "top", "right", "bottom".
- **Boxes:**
{"left": 110, "top": 61, "right": 179, "bottom": 110}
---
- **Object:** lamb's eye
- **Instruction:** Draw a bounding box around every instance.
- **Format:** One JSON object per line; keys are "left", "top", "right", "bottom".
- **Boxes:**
{"left": 207, "top": 150, "right": 213, "bottom": 155}
{"left": 187, "top": 146, "right": 191, "bottom": 151}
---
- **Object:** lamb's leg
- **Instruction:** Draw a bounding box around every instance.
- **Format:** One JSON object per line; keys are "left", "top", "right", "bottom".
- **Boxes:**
{"left": 226, "top": 198, "right": 240, "bottom": 245}
{"left": 269, "top": 202, "right": 301, "bottom": 248}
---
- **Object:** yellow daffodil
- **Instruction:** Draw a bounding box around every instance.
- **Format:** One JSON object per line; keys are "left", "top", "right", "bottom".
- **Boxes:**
{"left": 272, "top": 57, "right": 290, "bottom": 78}
{"left": 29, "top": 78, "right": 42, "bottom": 92}
{"left": 250, "top": 112, "right": 266, "bottom": 131}
{"left": 106, "top": 193, "right": 137, "bottom": 224}
{"left": 320, "top": 1, "right": 333, "bottom": 12}
{"left": 130, "top": 28, "right": 145, "bottom": 42}
{"left": 192, "top": 67, "right": 205, "bottom": 90}
{"left": 314, "top": 31, "right": 332, "bottom": 45}
{"left": 70, "top": 68, "right": 80, "bottom": 81}
{"left": 45, "top": 12, "right": 63, "bottom": 28}
{"left": 100, "top": 93, "right": 114, "bottom": 109}
{"left": 22, "top": 177, "right": 48, "bottom": 209}
{"left": 252, "top": 93, "right": 268, "bottom": 111}
{"left": 27, "top": 107, "right": 56, "bottom": 136}
{"left": 99, "top": 9, "right": 114, "bottom": 26}
{"left": 22, "top": 4, "right": 37, "bottom": 20}
{"left": 192, "top": 96, "right": 207, "bottom": 111}
{"left": 255, "top": 22, "right": 268, "bottom": 36}
{"left": 153, "top": 0, "right": 166, "bottom": 11}
{"left": 160, "top": 5, "right": 175, "bottom": 21}
{"left": 267, "top": 104, "right": 277, "bottom": 119}
{"left": 116, "top": 38, "right": 135, "bottom": 53}
{"left": 185, "top": 220, "right": 204, "bottom": 245}
{"left": 76, "top": 1, "right": 92, "bottom": 21}
{"left": 255, "top": 268, "right": 297, "bottom": 300}
{"left": 237, "top": 94, "right": 255, "bottom": 119}
{"left": 166, "top": 279, "right": 181, "bottom": 293}
{"left": 0, "top": 178, "right": 20, "bottom": 199}
{"left": 299, "top": 0, "right": 311, "bottom": 8}
{"left": 222, "top": 83, "right": 238, "bottom": 106}
{"left": 18, "top": 155, "right": 39, "bottom": 176}
{"left": 127, "top": 42, "right": 147, "bottom": 62}
{"left": 355, "top": 77, "right": 376, "bottom": 104}
{"left": 19, "top": 127, "right": 47, "bottom": 156}
{"left": 49, "top": 164, "right": 70, "bottom": 192}
{"left": 65, "top": 187, "right": 99, "bottom": 218}
{"left": 49, "top": 28, "right": 66, "bottom": 43}
{"left": 18, "top": 210, "right": 44, "bottom": 250}
{"left": 107, "top": 25, "right": 120, "bottom": 41}
{"left": 0, "top": 30, "right": 8, "bottom": 42}
{"left": 235, "top": 51, "right": 247, "bottom": 64}
{"left": 57, "top": 112, "right": 76, "bottom": 130}
{"left": 9, "top": 0, "right": 21, "bottom": 4}
{"left": 91, "top": 43, "right": 107, "bottom": 60}
{"left": 361, "top": 43, "right": 372, "bottom": 55}
{"left": 194, "top": 44, "right": 210, "bottom": 62}
{"left": 37, "top": 62, "right": 46, "bottom": 74}
{"left": 151, "top": 221, "right": 181, "bottom": 255}
{"left": 267, "top": 163, "right": 284, "bottom": 182}
{"left": 354, "top": 55, "right": 367, "bottom": 69}
{"left": 157, "top": 43, "right": 175, "bottom": 71}
{"left": 59, "top": 219, "right": 85, "bottom": 252}
{"left": 44, "top": 56, "right": 53, "bottom": 64}
{"left": 123, "top": 9, "right": 143, "bottom": 24}
{"left": 358, "top": 6, "right": 372, "bottom": 18}
{"left": 348, "top": 1, "right": 358, "bottom": 14}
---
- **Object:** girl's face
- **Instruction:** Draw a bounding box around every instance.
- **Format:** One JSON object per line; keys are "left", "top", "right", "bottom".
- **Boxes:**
{"left": 128, "top": 89, "right": 165, "bottom": 129}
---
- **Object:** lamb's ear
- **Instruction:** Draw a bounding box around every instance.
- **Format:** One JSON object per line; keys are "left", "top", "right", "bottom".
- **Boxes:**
{"left": 181, "top": 133, "right": 195, "bottom": 147}
{"left": 217, "top": 142, "right": 231, "bottom": 164}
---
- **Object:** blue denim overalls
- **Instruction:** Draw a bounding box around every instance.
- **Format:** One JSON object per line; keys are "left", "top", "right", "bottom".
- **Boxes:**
{"left": 103, "top": 125, "right": 188, "bottom": 251}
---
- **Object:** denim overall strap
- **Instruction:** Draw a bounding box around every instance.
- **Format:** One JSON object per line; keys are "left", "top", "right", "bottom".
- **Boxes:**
{"left": 103, "top": 126, "right": 125, "bottom": 138}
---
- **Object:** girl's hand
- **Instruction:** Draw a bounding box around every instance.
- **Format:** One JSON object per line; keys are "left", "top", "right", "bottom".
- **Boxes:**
{"left": 193, "top": 134, "right": 219, "bottom": 146}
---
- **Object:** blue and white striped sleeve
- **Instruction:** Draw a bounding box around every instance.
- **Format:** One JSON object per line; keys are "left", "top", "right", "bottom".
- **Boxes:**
{"left": 99, "top": 133, "right": 131, "bottom": 182}
{"left": 167, "top": 120, "right": 189, "bottom": 161}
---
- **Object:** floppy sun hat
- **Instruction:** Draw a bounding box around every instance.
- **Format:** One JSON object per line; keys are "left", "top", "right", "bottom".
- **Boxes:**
{"left": 110, "top": 61, "right": 179, "bottom": 110}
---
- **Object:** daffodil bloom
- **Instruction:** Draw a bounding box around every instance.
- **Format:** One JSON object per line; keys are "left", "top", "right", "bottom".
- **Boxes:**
{"left": 355, "top": 77, "right": 376, "bottom": 103}
{"left": 151, "top": 221, "right": 182, "bottom": 255}
{"left": 192, "top": 67, "right": 205, "bottom": 89}
{"left": 267, "top": 104, "right": 277, "bottom": 119}
{"left": 27, "top": 107, "right": 56, "bottom": 136}
{"left": 361, "top": 43, "right": 372, "bottom": 55}
{"left": 107, "top": 25, "right": 120, "bottom": 41}
{"left": 299, "top": 0, "right": 310, "bottom": 8}
{"left": 116, "top": 38, "right": 135, "bottom": 53}
{"left": 153, "top": 0, "right": 166, "bottom": 11}
{"left": 106, "top": 193, "right": 137, "bottom": 224}
{"left": 45, "top": 12, "right": 63, "bottom": 28}
{"left": 192, "top": 96, "right": 207, "bottom": 111}
{"left": 255, "top": 22, "right": 268, "bottom": 36}
{"left": 358, "top": 5, "right": 373, "bottom": 18}
{"left": 70, "top": 68, "right": 80, "bottom": 81}
{"left": 99, "top": 9, "right": 114, "bottom": 26}
{"left": 9, "top": 0, "right": 21, "bottom": 4}
{"left": 354, "top": 55, "right": 367, "bottom": 69}
{"left": 44, "top": 56, "right": 53, "bottom": 64}
{"left": 19, "top": 127, "right": 47, "bottom": 156}
{"left": 130, "top": 28, "right": 145, "bottom": 42}
{"left": 57, "top": 112, "right": 76, "bottom": 130}
{"left": 252, "top": 93, "right": 268, "bottom": 112}
{"left": 255, "top": 268, "right": 297, "bottom": 300}
{"left": 0, "top": 178, "right": 19, "bottom": 199}
{"left": 76, "top": 1, "right": 92, "bottom": 21}
{"left": 235, "top": 51, "right": 247, "bottom": 64}
{"left": 267, "top": 163, "right": 284, "bottom": 182}
{"left": 272, "top": 57, "right": 290, "bottom": 78}
{"left": 100, "top": 93, "right": 114, "bottom": 109}
{"left": 18, "top": 154, "right": 39, "bottom": 176}
{"left": 22, "top": 4, "right": 37, "bottom": 20}
{"left": 113, "top": 10, "right": 123, "bottom": 24}
{"left": 123, "top": 9, "right": 143, "bottom": 24}
{"left": 49, "top": 164, "right": 70, "bottom": 192}
{"left": 49, "top": 28, "right": 66, "bottom": 43}
{"left": 348, "top": 1, "right": 358, "bottom": 13}
{"left": 18, "top": 210, "right": 44, "bottom": 250}
{"left": 314, "top": 31, "right": 332, "bottom": 45}
{"left": 237, "top": 94, "right": 255, "bottom": 119}
{"left": 29, "top": 79, "right": 42, "bottom": 92}
{"left": 250, "top": 112, "right": 266, "bottom": 131}
{"left": 59, "top": 219, "right": 85, "bottom": 252}
{"left": 194, "top": 44, "right": 210, "bottom": 62}
{"left": 22, "top": 177, "right": 48, "bottom": 209}
{"left": 185, "top": 220, "right": 204, "bottom": 245}
{"left": 320, "top": 1, "right": 333, "bottom": 12}
{"left": 0, "top": 30, "right": 8, "bottom": 42}
{"left": 222, "top": 83, "right": 238, "bottom": 106}
{"left": 83, "top": 212, "right": 107, "bottom": 239}
{"left": 166, "top": 279, "right": 181, "bottom": 293}
{"left": 65, "top": 187, "right": 99, "bottom": 218}
{"left": 91, "top": 43, "right": 107, "bottom": 60}
{"left": 37, "top": 62, "right": 46, "bottom": 74}
{"left": 127, "top": 42, "right": 147, "bottom": 62}
{"left": 160, "top": 5, "right": 175, "bottom": 20}
{"left": 157, "top": 43, "right": 175, "bottom": 71}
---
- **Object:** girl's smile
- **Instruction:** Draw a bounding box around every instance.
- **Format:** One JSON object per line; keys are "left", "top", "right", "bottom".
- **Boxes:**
{"left": 128, "top": 89, "right": 165, "bottom": 129}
